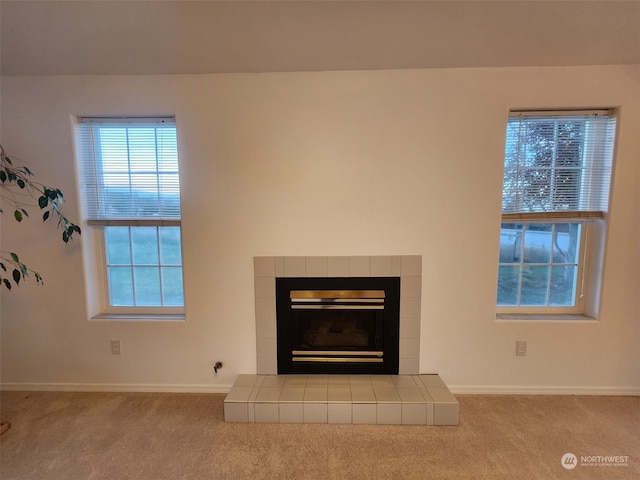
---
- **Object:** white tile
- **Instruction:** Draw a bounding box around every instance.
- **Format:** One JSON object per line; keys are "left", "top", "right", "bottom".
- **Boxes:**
{"left": 349, "top": 375, "right": 372, "bottom": 386}
{"left": 274, "top": 257, "right": 285, "bottom": 277}
{"left": 254, "top": 403, "right": 279, "bottom": 423}
{"left": 419, "top": 375, "right": 447, "bottom": 388}
{"left": 225, "top": 386, "right": 254, "bottom": 402}
{"left": 280, "top": 375, "right": 307, "bottom": 387}
{"left": 352, "top": 403, "right": 377, "bottom": 424}
{"left": 434, "top": 402, "right": 459, "bottom": 426}
{"left": 373, "top": 387, "right": 400, "bottom": 403}
{"left": 426, "top": 403, "right": 435, "bottom": 425}
{"left": 397, "top": 388, "right": 425, "bottom": 403}
{"left": 280, "top": 388, "right": 305, "bottom": 402}
{"left": 304, "top": 387, "right": 328, "bottom": 402}
{"left": 399, "top": 338, "right": 420, "bottom": 359}
{"left": 399, "top": 316, "right": 420, "bottom": 339}
{"left": 428, "top": 387, "right": 458, "bottom": 426}
{"left": 327, "top": 387, "right": 351, "bottom": 403}
{"left": 303, "top": 403, "right": 328, "bottom": 423}
{"left": 377, "top": 404, "right": 402, "bottom": 425}
{"left": 255, "top": 314, "right": 276, "bottom": 340}
{"left": 305, "top": 375, "right": 328, "bottom": 386}
{"left": 392, "top": 375, "right": 419, "bottom": 388}
{"left": 284, "top": 256, "right": 306, "bottom": 277}
{"left": 256, "top": 338, "right": 277, "bottom": 359}
{"left": 261, "top": 375, "right": 286, "bottom": 387}
{"left": 327, "top": 375, "right": 350, "bottom": 387}
{"left": 371, "top": 256, "right": 393, "bottom": 276}
{"left": 400, "top": 297, "right": 421, "bottom": 318}
{"left": 254, "top": 257, "right": 275, "bottom": 277}
{"left": 370, "top": 375, "right": 394, "bottom": 387}
{"left": 401, "top": 256, "right": 422, "bottom": 276}
{"left": 391, "top": 256, "right": 403, "bottom": 276}
{"left": 399, "top": 357, "right": 419, "bottom": 375}
{"left": 279, "top": 403, "right": 304, "bottom": 423}
{"left": 305, "top": 256, "right": 328, "bottom": 277}
{"left": 348, "top": 256, "right": 371, "bottom": 276}
{"left": 224, "top": 402, "right": 248, "bottom": 423}
{"left": 256, "top": 358, "right": 277, "bottom": 375}
{"left": 248, "top": 378, "right": 264, "bottom": 401}
{"left": 283, "top": 375, "right": 307, "bottom": 386}
{"left": 255, "top": 387, "right": 282, "bottom": 402}
{"left": 427, "top": 387, "right": 457, "bottom": 403}
{"left": 419, "top": 388, "right": 433, "bottom": 403}
{"left": 328, "top": 403, "right": 352, "bottom": 424}
{"left": 254, "top": 297, "right": 276, "bottom": 320}
{"left": 401, "top": 403, "right": 427, "bottom": 425}
{"left": 350, "top": 386, "right": 376, "bottom": 403}
{"left": 232, "top": 374, "right": 261, "bottom": 387}
{"left": 327, "top": 257, "right": 349, "bottom": 277}
{"left": 254, "top": 277, "right": 275, "bottom": 298}
{"left": 400, "top": 276, "right": 422, "bottom": 298}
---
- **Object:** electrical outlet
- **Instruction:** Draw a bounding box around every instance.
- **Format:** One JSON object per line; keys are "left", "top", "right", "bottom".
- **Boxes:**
{"left": 516, "top": 340, "right": 527, "bottom": 356}
{"left": 110, "top": 340, "right": 121, "bottom": 355}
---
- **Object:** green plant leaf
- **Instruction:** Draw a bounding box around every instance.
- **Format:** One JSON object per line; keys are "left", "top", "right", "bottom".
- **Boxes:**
{"left": 22, "top": 166, "right": 34, "bottom": 176}
{"left": 3, "top": 279, "right": 11, "bottom": 290}
{"left": 0, "top": 263, "right": 5, "bottom": 271}
{"left": 13, "top": 210, "right": 23, "bottom": 222}
{"left": 21, "top": 208, "right": 29, "bottom": 218}
{"left": 38, "top": 195, "right": 48, "bottom": 209}
{"left": 12, "top": 269, "right": 21, "bottom": 285}
{"left": 10, "top": 252, "right": 19, "bottom": 263}
{"left": 16, "top": 178, "right": 25, "bottom": 189}
{"left": 42, "top": 210, "right": 50, "bottom": 222}
{"left": 0, "top": 170, "right": 6, "bottom": 183}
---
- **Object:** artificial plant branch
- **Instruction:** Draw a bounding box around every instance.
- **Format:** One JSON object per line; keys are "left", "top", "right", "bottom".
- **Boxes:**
{"left": 0, "top": 144, "right": 81, "bottom": 289}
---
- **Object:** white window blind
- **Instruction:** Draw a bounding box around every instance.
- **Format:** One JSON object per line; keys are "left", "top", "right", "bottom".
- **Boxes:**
{"left": 75, "top": 117, "right": 181, "bottom": 222}
{"left": 502, "top": 110, "right": 617, "bottom": 218}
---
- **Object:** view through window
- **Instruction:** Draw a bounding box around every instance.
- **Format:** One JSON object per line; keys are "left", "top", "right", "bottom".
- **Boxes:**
{"left": 76, "top": 118, "right": 184, "bottom": 311}
{"left": 497, "top": 110, "right": 616, "bottom": 313}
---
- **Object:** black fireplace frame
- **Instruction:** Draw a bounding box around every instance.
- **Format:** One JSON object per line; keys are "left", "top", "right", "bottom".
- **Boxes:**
{"left": 276, "top": 277, "right": 400, "bottom": 374}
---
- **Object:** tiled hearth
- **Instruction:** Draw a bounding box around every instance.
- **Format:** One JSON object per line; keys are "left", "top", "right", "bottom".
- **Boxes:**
{"left": 224, "top": 374, "right": 459, "bottom": 425}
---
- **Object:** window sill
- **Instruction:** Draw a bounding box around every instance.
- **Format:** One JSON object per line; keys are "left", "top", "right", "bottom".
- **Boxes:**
{"left": 496, "top": 313, "right": 597, "bottom": 322}
{"left": 91, "top": 313, "right": 186, "bottom": 322}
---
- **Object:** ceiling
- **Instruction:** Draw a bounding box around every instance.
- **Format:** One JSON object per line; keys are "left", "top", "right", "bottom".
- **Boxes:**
{"left": 1, "top": 0, "right": 639, "bottom": 76}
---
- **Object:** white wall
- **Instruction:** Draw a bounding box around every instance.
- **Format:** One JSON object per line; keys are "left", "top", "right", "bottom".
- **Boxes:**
{"left": 1, "top": 65, "right": 639, "bottom": 393}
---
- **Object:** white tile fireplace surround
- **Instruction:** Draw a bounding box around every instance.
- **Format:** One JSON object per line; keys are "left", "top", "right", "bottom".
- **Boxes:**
{"left": 254, "top": 255, "right": 422, "bottom": 375}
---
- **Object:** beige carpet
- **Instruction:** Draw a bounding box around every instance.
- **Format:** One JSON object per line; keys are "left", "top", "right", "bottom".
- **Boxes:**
{"left": 1, "top": 391, "right": 638, "bottom": 479}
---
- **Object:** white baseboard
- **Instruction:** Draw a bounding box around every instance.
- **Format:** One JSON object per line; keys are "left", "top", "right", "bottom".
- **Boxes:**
{"left": 0, "top": 383, "right": 233, "bottom": 394}
{"left": 2, "top": 382, "right": 638, "bottom": 396}
{"left": 449, "top": 385, "right": 640, "bottom": 396}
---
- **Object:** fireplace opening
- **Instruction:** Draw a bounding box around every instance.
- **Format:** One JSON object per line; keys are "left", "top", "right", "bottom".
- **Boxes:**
{"left": 276, "top": 277, "right": 400, "bottom": 374}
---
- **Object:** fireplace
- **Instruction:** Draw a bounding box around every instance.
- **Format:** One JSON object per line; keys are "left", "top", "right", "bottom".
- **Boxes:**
{"left": 276, "top": 277, "right": 400, "bottom": 374}
{"left": 254, "top": 255, "right": 422, "bottom": 375}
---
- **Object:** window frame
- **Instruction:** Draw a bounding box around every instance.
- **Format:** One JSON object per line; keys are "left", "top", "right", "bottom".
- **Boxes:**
{"left": 74, "top": 117, "right": 186, "bottom": 320}
{"left": 496, "top": 109, "right": 617, "bottom": 319}
{"left": 496, "top": 219, "right": 588, "bottom": 315}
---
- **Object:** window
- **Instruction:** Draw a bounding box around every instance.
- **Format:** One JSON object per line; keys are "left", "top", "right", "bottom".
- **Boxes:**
{"left": 497, "top": 110, "right": 617, "bottom": 316}
{"left": 75, "top": 117, "right": 184, "bottom": 317}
